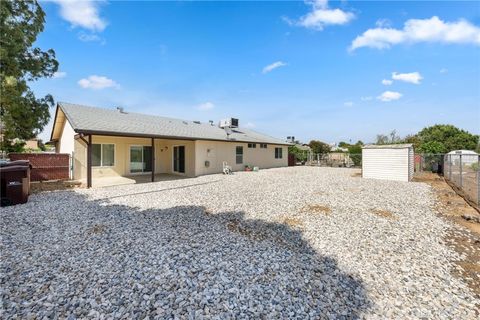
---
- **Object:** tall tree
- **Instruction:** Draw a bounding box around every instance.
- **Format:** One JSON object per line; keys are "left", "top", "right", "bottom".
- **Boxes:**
{"left": 0, "top": 0, "right": 58, "bottom": 153}
{"left": 417, "top": 124, "right": 478, "bottom": 153}
{"left": 309, "top": 140, "right": 331, "bottom": 154}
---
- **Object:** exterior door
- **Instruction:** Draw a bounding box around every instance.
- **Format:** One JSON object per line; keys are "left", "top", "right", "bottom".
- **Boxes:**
{"left": 173, "top": 146, "right": 185, "bottom": 173}
{"left": 130, "top": 146, "right": 152, "bottom": 173}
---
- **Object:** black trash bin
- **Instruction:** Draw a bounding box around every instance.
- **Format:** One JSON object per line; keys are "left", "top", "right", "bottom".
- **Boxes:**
{"left": 1, "top": 165, "right": 29, "bottom": 206}
{"left": 0, "top": 160, "right": 31, "bottom": 194}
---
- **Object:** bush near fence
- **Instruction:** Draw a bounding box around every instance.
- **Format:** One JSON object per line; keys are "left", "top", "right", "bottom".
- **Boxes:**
{"left": 8, "top": 153, "right": 70, "bottom": 182}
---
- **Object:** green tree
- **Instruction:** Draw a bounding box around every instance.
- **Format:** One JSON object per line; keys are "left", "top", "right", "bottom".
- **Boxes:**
{"left": 0, "top": 0, "right": 58, "bottom": 153}
{"left": 417, "top": 124, "right": 478, "bottom": 153}
{"left": 347, "top": 144, "right": 362, "bottom": 166}
{"left": 309, "top": 140, "right": 331, "bottom": 154}
{"left": 288, "top": 145, "right": 308, "bottom": 162}
{"left": 418, "top": 141, "right": 445, "bottom": 154}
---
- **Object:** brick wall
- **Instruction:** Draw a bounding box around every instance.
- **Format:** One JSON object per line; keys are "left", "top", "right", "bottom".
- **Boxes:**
{"left": 9, "top": 153, "right": 70, "bottom": 181}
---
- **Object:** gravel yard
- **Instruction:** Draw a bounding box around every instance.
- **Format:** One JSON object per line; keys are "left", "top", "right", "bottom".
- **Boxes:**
{"left": 1, "top": 166, "right": 479, "bottom": 319}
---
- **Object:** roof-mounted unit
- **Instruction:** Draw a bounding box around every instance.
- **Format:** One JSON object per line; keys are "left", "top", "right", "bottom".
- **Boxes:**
{"left": 219, "top": 118, "right": 239, "bottom": 128}
{"left": 116, "top": 106, "right": 127, "bottom": 114}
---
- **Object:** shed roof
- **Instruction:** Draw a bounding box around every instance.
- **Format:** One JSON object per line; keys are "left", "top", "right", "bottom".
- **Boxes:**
{"left": 362, "top": 144, "right": 413, "bottom": 149}
{"left": 51, "top": 102, "right": 290, "bottom": 145}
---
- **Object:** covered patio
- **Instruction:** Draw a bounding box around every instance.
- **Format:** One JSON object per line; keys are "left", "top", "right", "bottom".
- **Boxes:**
{"left": 81, "top": 173, "right": 188, "bottom": 188}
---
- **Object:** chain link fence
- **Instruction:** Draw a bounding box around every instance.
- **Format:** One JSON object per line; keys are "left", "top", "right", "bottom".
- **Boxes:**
{"left": 305, "top": 153, "right": 362, "bottom": 168}
{"left": 444, "top": 153, "right": 479, "bottom": 205}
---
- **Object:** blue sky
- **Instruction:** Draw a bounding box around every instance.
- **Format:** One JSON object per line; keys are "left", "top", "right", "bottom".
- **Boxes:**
{"left": 33, "top": 1, "right": 480, "bottom": 144}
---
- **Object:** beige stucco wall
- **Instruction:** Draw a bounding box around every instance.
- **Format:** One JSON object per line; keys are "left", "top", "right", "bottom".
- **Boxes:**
{"left": 195, "top": 141, "right": 288, "bottom": 176}
{"left": 72, "top": 135, "right": 196, "bottom": 180}
{"left": 59, "top": 120, "right": 76, "bottom": 155}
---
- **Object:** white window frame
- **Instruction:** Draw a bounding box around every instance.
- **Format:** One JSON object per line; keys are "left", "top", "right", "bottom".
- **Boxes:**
{"left": 275, "top": 147, "right": 283, "bottom": 159}
{"left": 129, "top": 145, "right": 153, "bottom": 175}
{"left": 92, "top": 143, "right": 116, "bottom": 167}
{"left": 260, "top": 143, "right": 267, "bottom": 149}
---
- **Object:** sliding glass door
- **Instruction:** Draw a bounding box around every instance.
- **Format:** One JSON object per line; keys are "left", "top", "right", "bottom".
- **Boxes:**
{"left": 173, "top": 146, "right": 185, "bottom": 173}
{"left": 130, "top": 146, "right": 152, "bottom": 174}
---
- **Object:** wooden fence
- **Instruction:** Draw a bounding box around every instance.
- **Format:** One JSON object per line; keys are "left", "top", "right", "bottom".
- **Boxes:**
{"left": 9, "top": 153, "right": 70, "bottom": 181}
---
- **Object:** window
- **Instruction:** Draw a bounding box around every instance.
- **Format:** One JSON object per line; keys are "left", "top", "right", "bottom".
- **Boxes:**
{"left": 92, "top": 144, "right": 115, "bottom": 167}
{"left": 248, "top": 143, "right": 256, "bottom": 148}
{"left": 275, "top": 147, "right": 283, "bottom": 159}
{"left": 260, "top": 144, "right": 267, "bottom": 149}
{"left": 236, "top": 146, "right": 243, "bottom": 164}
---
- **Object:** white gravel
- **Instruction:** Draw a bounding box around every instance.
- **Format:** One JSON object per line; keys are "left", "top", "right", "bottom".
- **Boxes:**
{"left": 1, "top": 166, "right": 479, "bottom": 319}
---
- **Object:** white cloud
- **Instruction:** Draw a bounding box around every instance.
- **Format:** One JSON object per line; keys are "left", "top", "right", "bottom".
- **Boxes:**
{"left": 350, "top": 16, "right": 480, "bottom": 51}
{"left": 377, "top": 91, "right": 402, "bottom": 102}
{"left": 78, "top": 32, "right": 104, "bottom": 43}
{"left": 361, "top": 96, "right": 373, "bottom": 101}
{"left": 375, "top": 18, "right": 392, "bottom": 28}
{"left": 52, "top": 71, "right": 67, "bottom": 79}
{"left": 78, "top": 75, "right": 118, "bottom": 90}
{"left": 392, "top": 71, "right": 423, "bottom": 84}
{"left": 286, "top": 0, "right": 354, "bottom": 31}
{"left": 196, "top": 102, "right": 215, "bottom": 111}
{"left": 440, "top": 68, "right": 448, "bottom": 73}
{"left": 344, "top": 101, "right": 354, "bottom": 107}
{"left": 382, "top": 79, "right": 393, "bottom": 85}
{"left": 262, "top": 61, "right": 287, "bottom": 74}
{"left": 52, "top": 0, "right": 107, "bottom": 31}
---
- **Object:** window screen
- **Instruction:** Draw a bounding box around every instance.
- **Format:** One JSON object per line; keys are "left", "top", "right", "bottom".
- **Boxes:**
{"left": 92, "top": 144, "right": 114, "bottom": 166}
{"left": 275, "top": 147, "right": 283, "bottom": 159}
{"left": 236, "top": 146, "right": 243, "bottom": 164}
{"left": 102, "top": 144, "right": 115, "bottom": 166}
{"left": 92, "top": 144, "right": 101, "bottom": 166}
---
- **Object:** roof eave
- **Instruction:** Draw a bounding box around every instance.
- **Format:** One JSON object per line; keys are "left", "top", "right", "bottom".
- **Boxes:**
{"left": 76, "top": 129, "right": 291, "bottom": 146}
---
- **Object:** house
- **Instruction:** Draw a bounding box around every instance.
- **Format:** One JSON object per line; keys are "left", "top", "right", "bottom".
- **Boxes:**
{"left": 50, "top": 102, "right": 290, "bottom": 187}
{"left": 24, "top": 138, "right": 39, "bottom": 150}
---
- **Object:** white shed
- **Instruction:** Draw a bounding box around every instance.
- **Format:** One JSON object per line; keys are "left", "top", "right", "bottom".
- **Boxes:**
{"left": 362, "top": 144, "right": 414, "bottom": 182}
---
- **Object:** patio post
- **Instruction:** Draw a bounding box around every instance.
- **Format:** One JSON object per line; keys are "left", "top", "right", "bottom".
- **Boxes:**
{"left": 87, "top": 134, "right": 92, "bottom": 188}
{"left": 151, "top": 137, "right": 155, "bottom": 182}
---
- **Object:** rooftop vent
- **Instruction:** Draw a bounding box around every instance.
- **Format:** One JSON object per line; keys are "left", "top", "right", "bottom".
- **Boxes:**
{"left": 209, "top": 120, "right": 214, "bottom": 126}
{"left": 219, "top": 118, "right": 239, "bottom": 128}
{"left": 116, "top": 106, "right": 126, "bottom": 113}
{"left": 287, "top": 136, "right": 295, "bottom": 143}
{"left": 193, "top": 121, "right": 201, "bottom": 124}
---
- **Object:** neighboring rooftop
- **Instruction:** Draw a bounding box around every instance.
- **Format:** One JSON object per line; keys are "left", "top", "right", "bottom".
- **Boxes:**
{"left": 52, "top": 102, "right": 290, "bottom": 145}
{"left": 362, "top": 144, "right": 413, "bottom": 149}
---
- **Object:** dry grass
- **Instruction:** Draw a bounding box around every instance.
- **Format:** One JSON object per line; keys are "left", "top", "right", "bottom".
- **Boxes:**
{"left": 301, "top": 204, "right": 332, "bottom": 215}
{"left": 30, "top": 180, "right": 82, "bottom": 194}
{"left": 370, "top": 209, "right": 397, "bottom": 220}
{"left": 282, "top": 217, "right": 303, "bottom": 228}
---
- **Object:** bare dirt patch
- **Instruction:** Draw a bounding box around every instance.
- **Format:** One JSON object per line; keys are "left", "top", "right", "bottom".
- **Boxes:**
{"left": 351, "top": 172, "right": 362, "bottom": 178}
{"left": 87, "top": 224, "right": 107, "bottom": 235}
{"left": 414, "top": 172, "right": 480, "bottom": 301}
{"left": 370, "top": 209, "right": 397, "bottom": 220}
{"left": 301, "top": 204, "right": 331, "bottom": 215}
{"left": 30, "top": 180, "right": 82, "bottom": 194}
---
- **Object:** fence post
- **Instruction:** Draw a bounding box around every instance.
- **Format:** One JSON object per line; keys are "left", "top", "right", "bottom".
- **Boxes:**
{"left": 448, "top": 154, "right": 452, "bottom": 181}
{"left": 477, "top": 155, "right": 480, "bottom": 205}
{"left": 459, "top": 154, "right": 462, "bottom": 187}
